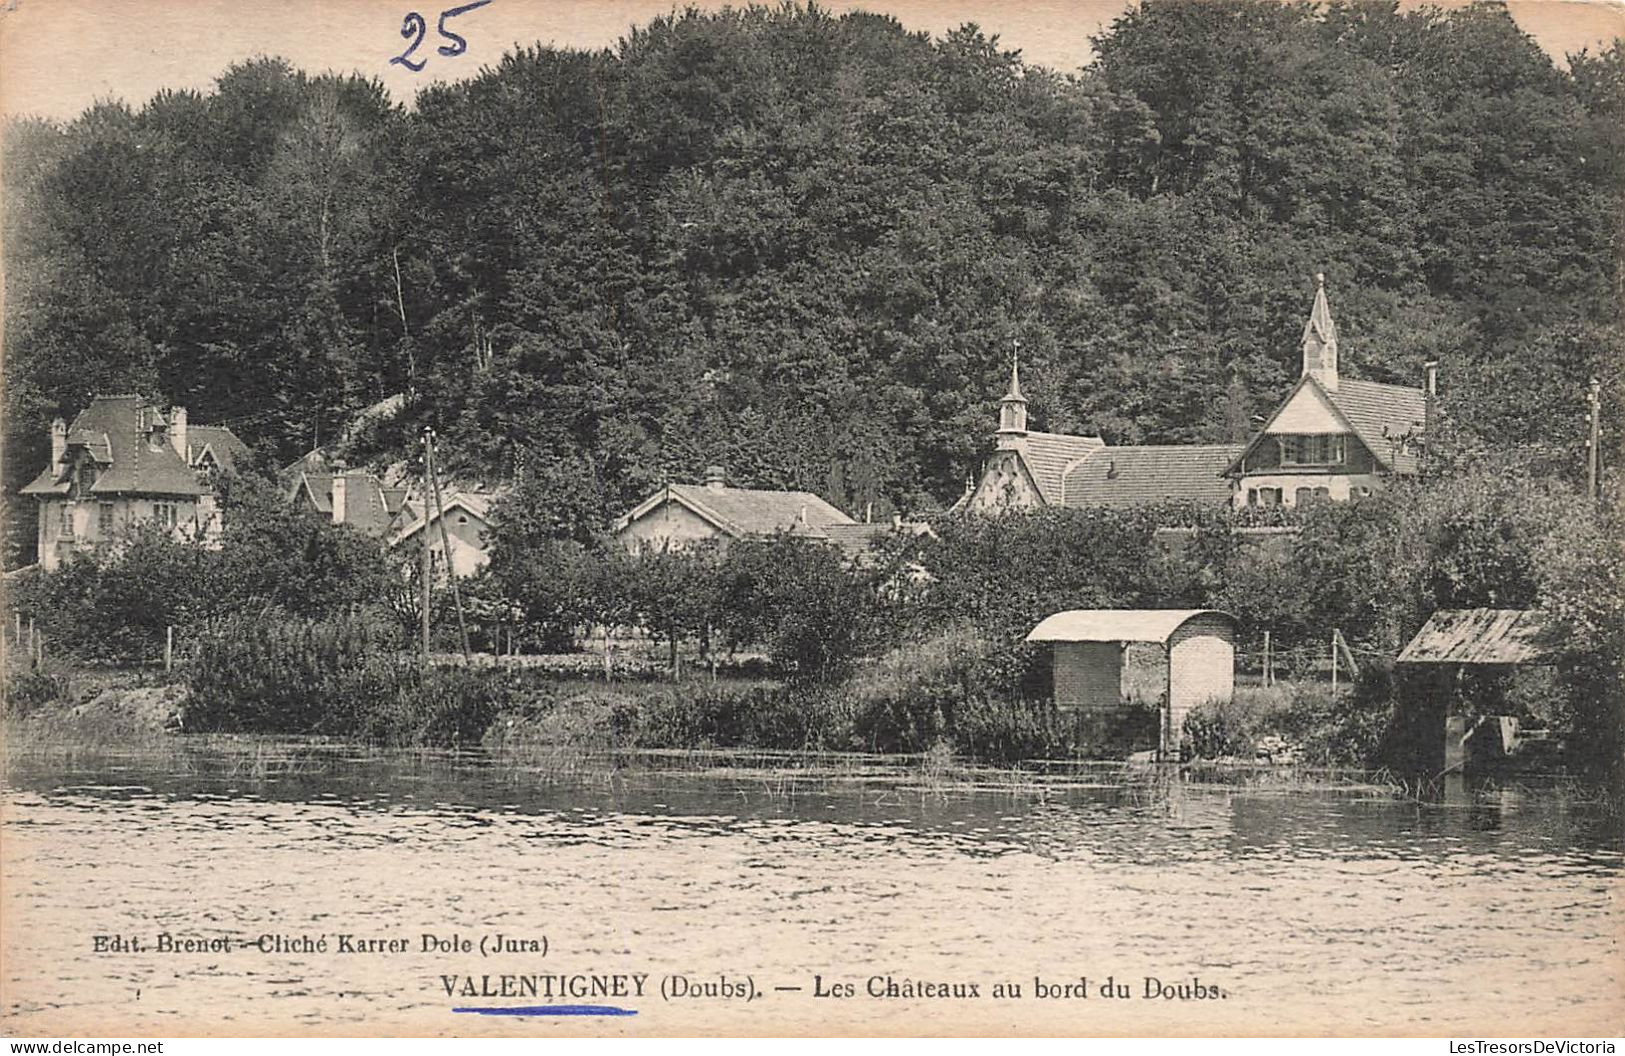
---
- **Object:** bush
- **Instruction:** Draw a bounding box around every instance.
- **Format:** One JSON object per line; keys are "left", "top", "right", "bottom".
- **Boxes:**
{"left": 185, "top": 613, "right": 505, "bottom": 746}
{"left": 1183, "top": 677, "right": 1396, "bottom": 767}
{"left": 845, "top": 624, "right": 1068, "bottom": 762}
{"left": 3, "top": 666, "right": 72, "bottom": 716}
{"left": 1183, "top": 690, "right": 1293, "bottom": 759}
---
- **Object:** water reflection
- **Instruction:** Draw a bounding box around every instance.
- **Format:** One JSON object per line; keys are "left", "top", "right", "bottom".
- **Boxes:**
{"left": 2, "top": 738, "right": 1620, "bottom": 1036}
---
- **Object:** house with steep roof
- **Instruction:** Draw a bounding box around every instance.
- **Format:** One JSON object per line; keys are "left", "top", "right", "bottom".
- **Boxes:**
{"left": 962, "top": 359, "right": 1238, "bottom": 514}
{"left": 19, "top": 395, "right": 249, "bottom": 570}
{"left": 1224, "top": 275, "right": 1434, "bottom": 509}
{"left": 961, "top": 363, "right": 1106, "bottom": 513}
{"left": 964, "top": 276, "right": 1435, "bottom": 516}
{"left": 284, "top": 459, "right": 414, "bottom": 538}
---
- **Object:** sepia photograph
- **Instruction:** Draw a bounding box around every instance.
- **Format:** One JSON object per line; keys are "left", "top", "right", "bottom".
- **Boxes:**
{"left": 1, "top": 0, "right": 1622, "bottom": 1041}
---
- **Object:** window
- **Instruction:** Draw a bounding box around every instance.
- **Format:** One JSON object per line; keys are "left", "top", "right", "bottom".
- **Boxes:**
{"left": 98, "top": 502, "right": 115, "bottom": 537}
{"left": 1252, "top": 487, "right": 1282, "bottom": 508}
{"left": 1279, "top": 434, "right": 1345, "bottom": 466}
{"left": 1295, "top": 487, "right": 1313, "bottom": 507}
{"left": 152, "top": 502, "right": 178, "bottom": 528}
{"left": 59, "top": 503, "right": 75, "bottom": 537}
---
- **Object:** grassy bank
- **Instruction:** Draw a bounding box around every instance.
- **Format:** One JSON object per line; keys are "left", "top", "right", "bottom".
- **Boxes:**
{"left": 0, "top": 616, "right": 1429, "bottom": 781}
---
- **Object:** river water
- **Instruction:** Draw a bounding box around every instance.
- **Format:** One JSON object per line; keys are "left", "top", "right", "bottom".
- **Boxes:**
{"left": 2, "top": 740, "right": 1620, "bottom": 1036}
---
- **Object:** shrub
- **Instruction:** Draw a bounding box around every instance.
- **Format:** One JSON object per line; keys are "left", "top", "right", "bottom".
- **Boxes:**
{"left": 846, "top": 624, "right": 1068, "bottom": 762}
{"left": 3, "top": 666, "right": 72, "bottom": 716}
{"left": 1183, "top": 690, "right": 1293, "bottom": 758}
{"left": 185, "top": 613, "right": 505, "bottom": 746}
{"left": 1184, "top": 677, "right": 1397, "bottom": 767}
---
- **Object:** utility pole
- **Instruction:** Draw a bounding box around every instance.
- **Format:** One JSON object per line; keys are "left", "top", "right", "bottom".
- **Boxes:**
{"left": 1587, "top": 376, "right": 1602, "bottom": 501}
{"left": 421, "top": 428, "right": 433, "bottom": 663}
{"left": 425, "top": 427, "right": 472, "bottom": 661}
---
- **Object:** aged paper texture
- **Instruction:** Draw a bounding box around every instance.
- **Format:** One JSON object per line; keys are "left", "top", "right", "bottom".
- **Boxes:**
{"left": 3, "top": 0, "right": 1623, "bottom": 1039}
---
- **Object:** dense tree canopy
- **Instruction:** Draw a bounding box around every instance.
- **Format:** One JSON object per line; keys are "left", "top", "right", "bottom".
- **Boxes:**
{"left": 6, "top": 1, "right": 1621, "bottom": 562}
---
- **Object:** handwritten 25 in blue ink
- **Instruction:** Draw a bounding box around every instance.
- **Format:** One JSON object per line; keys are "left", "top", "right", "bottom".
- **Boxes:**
{"left": 391, "top": 0, "right": 494, "bottom": 72}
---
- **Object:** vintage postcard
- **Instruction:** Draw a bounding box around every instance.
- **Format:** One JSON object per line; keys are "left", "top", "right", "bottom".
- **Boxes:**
{"left": 2, "top": 0, "right": 1622, "bottom": 1040}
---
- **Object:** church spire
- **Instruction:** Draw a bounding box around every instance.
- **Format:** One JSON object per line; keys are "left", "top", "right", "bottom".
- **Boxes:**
{"left": 1301, "top": 272, "right": 1339, "bottom": 391}
{"left": 998, "top": 342, "right": 1028, "bottom": 445}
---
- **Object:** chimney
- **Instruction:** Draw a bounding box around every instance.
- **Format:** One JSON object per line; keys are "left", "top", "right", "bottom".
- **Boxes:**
{"left": 170, "top": 406, "right": 188, "bottom": 461}
{"left": 50, "top": 417, "right": 67, "bottom": 476}
{"left": 1106, "top": 458, "right": 1118, "bottom": 480}
{"left": 891, "top": 512, "right": 902, "bottom": 530}
{"left": 331, "top": 462, "right": 348, "bottom": 526}
{"left": 1424, "top": 360, "right": 1438, "bottom": 399}
{"left": 703, "top": 465, "right": 727, "bottom": 490}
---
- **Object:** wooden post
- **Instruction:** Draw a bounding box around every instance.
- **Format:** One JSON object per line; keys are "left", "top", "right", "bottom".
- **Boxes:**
{"left": 164, "top": 626, "right": 174, "bottom": 672}
{"left": 1330, "top": 629, "right": 1338, "bottom": 695}
{"left": 1587, "top": 376, "right": 1602, "bottom": 501}
{"left": 425, "top": 430, "right": 471, "bottom": 661}
{"left": 1263, "top": 630, "right": 1273, "bottom": 687}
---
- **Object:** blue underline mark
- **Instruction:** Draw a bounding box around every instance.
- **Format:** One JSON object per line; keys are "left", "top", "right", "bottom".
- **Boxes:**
{"left": 453, "top": 1004, "right": 638, "bottom": 1017}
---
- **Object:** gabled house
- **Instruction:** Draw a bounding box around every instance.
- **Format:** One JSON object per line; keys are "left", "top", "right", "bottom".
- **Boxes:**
{"left": 389, "top": 489, "right": 496, "bottom": 579}
{"left": 962, "top": 361, "right": 1239, "bottom": 513}
{"left": 614, "top": 468, "right": 931, "bottom": 567}
{"left": 282, "top": 453, "right": 414, "bottom": 537}
{"left": 1225, "top": 275, "right": 1433, "bottom": 508}
{"left": 282, "top": 449, "right": 503, "bottom": 578}
{"left": 19, "top": 395, "right": 248, "bottom": 570}
{"left": 614, "top": 467, "right": 858, "bottom": 554}
{"left": 962, "top": 363, "right": 1106, "bottom": 512}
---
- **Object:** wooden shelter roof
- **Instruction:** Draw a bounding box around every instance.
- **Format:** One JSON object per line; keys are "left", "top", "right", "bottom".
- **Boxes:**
{"left": 1396, "top": 609, "right": 1561, "bottom": 665}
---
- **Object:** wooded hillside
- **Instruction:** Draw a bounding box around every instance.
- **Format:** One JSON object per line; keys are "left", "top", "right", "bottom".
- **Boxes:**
{"left": 5, "top": 0, "right": 1621, "bottom": 553}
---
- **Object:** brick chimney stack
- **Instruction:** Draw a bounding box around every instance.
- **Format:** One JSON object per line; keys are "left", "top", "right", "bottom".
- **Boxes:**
{"left": 170, "top": 406, "right": 188, "bottom": 462}
{"left": 50, "top": 417, "right": 67, "bottom": 476}
{"left": 331, "top": 461, "right": 348, "bottom": 526}
{"left": 704, "top": 465, "right": 727, "bottom": 491}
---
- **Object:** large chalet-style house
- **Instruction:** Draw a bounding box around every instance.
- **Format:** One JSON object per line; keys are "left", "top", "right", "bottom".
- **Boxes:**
{"left": 1224, "top": 275, "right": 1432, "bottom": 508}
{"left": 614, "top": 466, "right": 908, "bottom": 562}
{"left": 20, "top": 395, "right": 248, "bottom": 570}
{"left": 963, "top": 276, "right": 1432, "bottom": 515}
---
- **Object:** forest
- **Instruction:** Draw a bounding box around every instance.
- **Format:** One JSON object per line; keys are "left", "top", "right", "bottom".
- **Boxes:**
{"left": 4, "top": 0, "right": 1622, "bottom": 564}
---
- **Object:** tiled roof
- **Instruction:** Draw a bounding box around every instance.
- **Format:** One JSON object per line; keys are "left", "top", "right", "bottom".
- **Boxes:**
{"left": 20, "top": 395, "right": 208, "bottom": 497}
{"left": 297, "top": 471, "right": 401, "bottom": 537}
{"left": 1327, "top": 378, "right": 1427, "bottom": 474}
{"left": 664, "top": 483, "right": 855, "bottom": 538}
{"left": 391, "top": 489, "right": 499, "bottom": 543}
{"left": 819, "top": 521, "right": 934, "bottom": 564}
{"left": 1020, "top": 431, "right": 1107, "bottom": 505}
{"left": 186, "top": 425, "right": 249, "bottom": 471}
{"left": 1063, "top": 444, "right": 1243, "bottom": 508}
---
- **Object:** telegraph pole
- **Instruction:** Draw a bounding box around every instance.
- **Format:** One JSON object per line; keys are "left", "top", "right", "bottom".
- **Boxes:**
{"left": 425, "top": 427, "right": 472, "bottom": 661}
{"left": 1587, "top": 376, "right": 1602, "bottom": 501}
